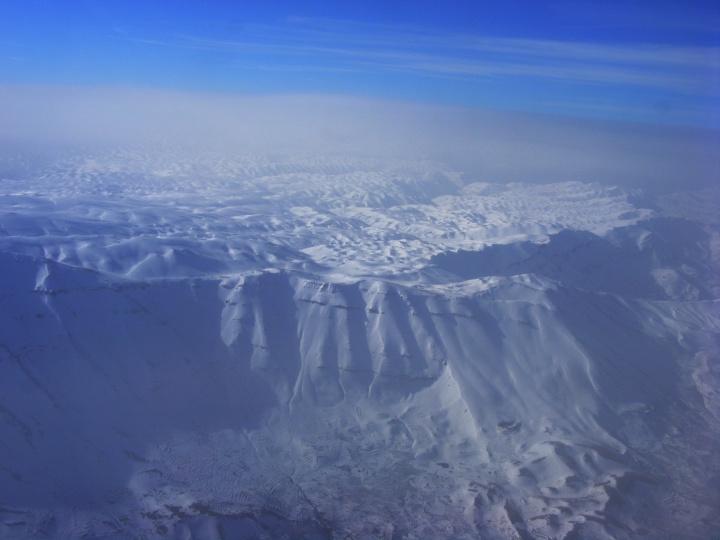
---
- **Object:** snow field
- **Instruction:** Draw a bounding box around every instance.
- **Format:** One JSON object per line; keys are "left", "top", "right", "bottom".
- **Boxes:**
{"left": 0, "top": 148, "right": 718, "bottom": 538}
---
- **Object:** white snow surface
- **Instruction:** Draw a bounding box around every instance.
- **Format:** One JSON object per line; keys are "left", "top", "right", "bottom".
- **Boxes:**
{"left": 0, "top": 147, "right": 719, "bottom": 539}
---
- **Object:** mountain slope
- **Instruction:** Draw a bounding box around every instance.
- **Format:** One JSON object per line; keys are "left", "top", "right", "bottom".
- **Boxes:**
{"left": 1, "top": 254, "right": 718, "bottom": 538}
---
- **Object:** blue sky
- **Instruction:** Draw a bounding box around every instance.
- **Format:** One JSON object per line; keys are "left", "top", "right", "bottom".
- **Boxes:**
{"left": 1, "top": 0, "right": 719, "bottom": 128}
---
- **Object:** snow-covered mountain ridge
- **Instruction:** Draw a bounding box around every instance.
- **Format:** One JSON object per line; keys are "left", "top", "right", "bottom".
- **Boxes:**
{"left": 0, "top": 150, "right": 718, "bottom": 538}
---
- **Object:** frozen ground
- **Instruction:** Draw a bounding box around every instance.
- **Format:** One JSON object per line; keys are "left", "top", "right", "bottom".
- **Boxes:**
{"left": 0, "top": 146, "right": 718, "bottom": 539}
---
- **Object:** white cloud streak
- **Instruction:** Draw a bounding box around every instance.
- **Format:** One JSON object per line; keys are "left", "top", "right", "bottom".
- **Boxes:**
{"left": 134, "top": 18, "right": 720, "bottom": 97}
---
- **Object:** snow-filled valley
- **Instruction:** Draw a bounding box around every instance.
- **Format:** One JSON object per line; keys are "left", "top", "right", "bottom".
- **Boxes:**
{"left": 0, "top": 147, "right": 719, "bottom": 539}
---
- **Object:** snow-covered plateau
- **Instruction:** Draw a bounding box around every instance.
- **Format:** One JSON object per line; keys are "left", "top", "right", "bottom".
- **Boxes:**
{"left": 0, "top": 147, "right": 718, "bottom": 539}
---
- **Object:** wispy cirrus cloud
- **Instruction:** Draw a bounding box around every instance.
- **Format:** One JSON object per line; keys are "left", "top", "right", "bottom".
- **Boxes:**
{"left": 132, "top": 17, "right": 720, "bottom": 98}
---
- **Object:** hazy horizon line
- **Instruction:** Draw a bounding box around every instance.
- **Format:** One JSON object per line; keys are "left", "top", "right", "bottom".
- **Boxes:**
{"left": 1, "top": 84, "right": 717, "bottom": 192}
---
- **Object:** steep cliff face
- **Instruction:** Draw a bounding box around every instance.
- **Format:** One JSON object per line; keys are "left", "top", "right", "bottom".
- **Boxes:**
{"left": 1, "top": 242, "right": 717, "bottom": 538}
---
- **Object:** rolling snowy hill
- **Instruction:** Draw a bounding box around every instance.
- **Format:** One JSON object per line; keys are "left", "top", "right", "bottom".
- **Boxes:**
{"left": 0, "top": 148, "right": 718, "bottom": 539}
